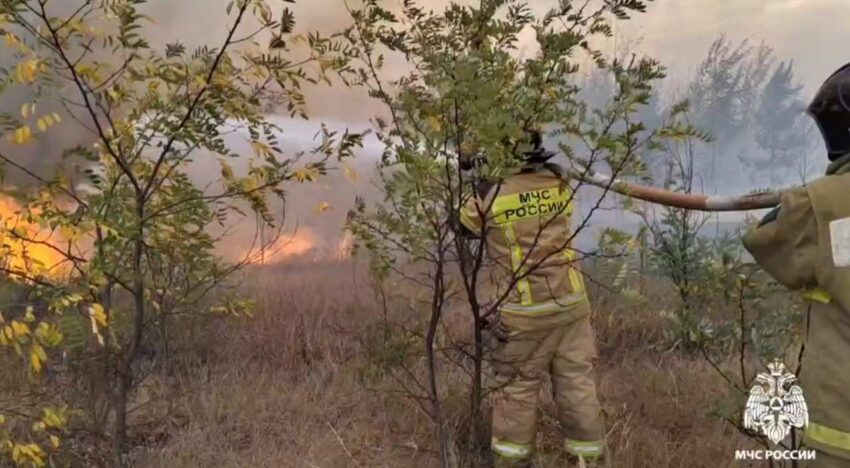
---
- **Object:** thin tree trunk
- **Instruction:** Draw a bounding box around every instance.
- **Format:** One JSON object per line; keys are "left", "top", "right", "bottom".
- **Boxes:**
{"left": 113, "top": 198, "right": 147, "bottom": 458}
{"left": 94, "top": 283, "right": 113, "bottom": 436}
{"left": 427, "top": 315, "right": 456, "bottom": 468}
{"left": 470, "top": 309, "right": 485, "bottom": 459}
{"left": 427, "top": 259, "right": 456, "bottom": 468}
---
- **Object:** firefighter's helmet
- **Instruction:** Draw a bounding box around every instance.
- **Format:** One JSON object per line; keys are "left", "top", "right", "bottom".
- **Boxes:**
{"left": 807, "top": 62, "right": 850, "bottom": 160}
{"left": 516, "top": 130, "right": 557, "bottom": 162}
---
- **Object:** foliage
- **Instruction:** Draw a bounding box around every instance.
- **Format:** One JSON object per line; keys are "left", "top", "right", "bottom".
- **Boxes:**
{"left": 684, "top": 36, "right": 774, "bottom": 189}
{"left": 0, "top": 0, "right": 361, "bottom": 463}
{"left": 633, "top": 82, "right": 803, "bottom": 451}
{"left": 749, "top": 60, "right": 818, "bottom": 184}
{"left": 336, "top": 0, "right": 704, "bottom": 465}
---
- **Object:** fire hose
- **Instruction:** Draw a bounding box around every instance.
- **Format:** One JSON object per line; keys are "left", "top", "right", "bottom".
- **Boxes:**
{"left": 562, "top": 164, "right": 782, "bottom": 212}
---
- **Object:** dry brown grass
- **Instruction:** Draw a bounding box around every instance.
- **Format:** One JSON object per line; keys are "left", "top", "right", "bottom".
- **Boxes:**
{"left": 122, "top": 261, "right": 767, "bottom": 468}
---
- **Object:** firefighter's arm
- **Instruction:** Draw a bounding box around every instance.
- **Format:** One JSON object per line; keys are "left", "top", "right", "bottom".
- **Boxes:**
{"left": 742, "top": 186, "right": 818, "bottom": 290}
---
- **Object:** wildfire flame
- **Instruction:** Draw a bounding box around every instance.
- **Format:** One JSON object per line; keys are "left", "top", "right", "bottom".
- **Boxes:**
{"left": 0, "top": 195, "right": 356, "bottom": 277}
{"left": 0, "top": 195, "right": 67, "bottom": 279}
{"left": 240, "top": 228, "right": 318, "bottom": 265}
{"left": 238, "top": 228, "right": 353, "bottom": 265}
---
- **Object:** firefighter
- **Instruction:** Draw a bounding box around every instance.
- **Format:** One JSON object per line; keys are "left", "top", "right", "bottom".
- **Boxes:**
{"left": 459, "top": 131, "right": 605, "bottom": 467}
{"left": 743, "top": 62, "right": 850, "bottom": 468}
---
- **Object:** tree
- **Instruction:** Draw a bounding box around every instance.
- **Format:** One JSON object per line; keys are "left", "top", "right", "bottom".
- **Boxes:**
{"left": 337, "top": 0, "right": 699, "bottom": 465}
{"left": 0, "top": 0, "right": 361, "bottom": 464}
{"left": 750, "top": 60, "right": 817, "bottom": 185}
{"left": 687, "top": 35, "right": 774, "bottom": 190}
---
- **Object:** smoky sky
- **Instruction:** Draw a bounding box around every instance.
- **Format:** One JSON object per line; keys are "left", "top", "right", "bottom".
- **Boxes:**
{"left": 3, "top": 0, "right": 848, "bottom": 254}
{"left": 4, "top": 0, "right": 847, "bottom": 152}
{"left": 140, "top": 0, "right": 850, "bottom": 120}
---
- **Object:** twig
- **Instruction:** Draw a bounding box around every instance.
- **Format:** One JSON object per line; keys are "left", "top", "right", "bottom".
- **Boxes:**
{"left": 327, "top": 421, "right": 362, "bottom": 467}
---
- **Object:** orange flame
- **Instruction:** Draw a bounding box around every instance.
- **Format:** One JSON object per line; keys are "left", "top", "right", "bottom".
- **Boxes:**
{"left": 0, "top": 195, "right": 67, "bottom": 279}
{"left": 240, "top": 229, "right": 318, "bottom": 265}
{"left": 238, "top": 228, "right": 354, "bottom": 265}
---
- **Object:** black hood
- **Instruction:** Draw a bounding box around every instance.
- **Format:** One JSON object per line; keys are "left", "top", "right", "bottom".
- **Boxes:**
{"left": 807, "top": 62, "right": 850, "bottom": 161}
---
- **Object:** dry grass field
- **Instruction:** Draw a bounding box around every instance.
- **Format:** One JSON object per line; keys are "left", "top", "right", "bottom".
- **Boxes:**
{"left": 118, "top": 261, "right": 766, "bottom": 468}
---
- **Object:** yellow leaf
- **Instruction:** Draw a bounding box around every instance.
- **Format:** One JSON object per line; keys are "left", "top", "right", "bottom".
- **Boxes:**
{"left": 33, "top": 342, "right": 47, "bottom": 362}
{"left": 32, "top": 421, "right": 46, "bottom": 432}
{"left": 0, "top": 414, "right": 5, "bottom": 424}
{"left": 42, "top": 408, "right": 67, "bottom": 429}
{"left": 11, "top": 321, "right": 29, "bottom": 337}
{"left": 51, "top": 113, "right": 61, "bottom": 123}
{"left": 49, "top": 436, "right": 59, "bottom": 449}
{"left": 219, "top": 160, "right": 234, "bottom": 179}
{"left": 250, "top": 141, "right": 273, "bottom": 158}
{"left": 59, "top": 225, "right": 79, "bottom": 241}
{"left": 24, "top": 307, "right": 35, "bottom": 322}
{"left": 15, "top": 59, "right": 40, "bottom": 84}
{"left": 34, "top": 322, "right": 62, "bottom": 347}
{"left": 8, "top": 125, "right": 33, "bottom": 145}
{"left": 30, "top": 349, "right": 42, "bottom": 373}
{"left": 25, "top": 444, "right": 45, "bottom": 467}
{"left": 343, "top": 163, "right": 358, "bottom": 182}
{"left": 5, "top": 32, "right": 18, "bottom": 47}
{"left": 315, "top": 202, "right": 332, "bottom": 213}
{"left": 293, "top": 167, "right": 319, "bottom": 182}
{"left": 74, "top": 63, "right": 102, "bottom": 82}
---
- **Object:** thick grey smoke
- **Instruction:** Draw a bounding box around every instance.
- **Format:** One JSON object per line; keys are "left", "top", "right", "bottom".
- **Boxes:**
{"left": 5, "top": 0, "right": 848, "bottom": 168}
{"left": 3, "top": 0, "right": 848, "bottom": 257}
{"left": 143, "top": 0, "right": 850, "bottom": 118}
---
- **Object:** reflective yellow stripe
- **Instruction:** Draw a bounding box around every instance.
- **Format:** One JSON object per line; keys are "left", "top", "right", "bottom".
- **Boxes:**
{"left": 501, "top": 291, "right": 587, "bottom": 316}
{"left": 805, "top": 422, "right": 850, "bottom": 452}
{"left": 565, "top": 438, "right": 604, "bottom": 458}
{"left": 802, "top": 287, "right": 831, "bottom": 304}
{"left": 562, "top": 249, "right": 585, "bottom": 294}
{"left": 492, "top": 438, "right": 532, "bottom": 460}
{"left": 491, "top": 186, "right": 573, "bottom": 225}
{"left": 459, "top": 206, "right": 481, "bottom": 233}
{"left": 504, "top": 223, "right": 533, "bottom": 305}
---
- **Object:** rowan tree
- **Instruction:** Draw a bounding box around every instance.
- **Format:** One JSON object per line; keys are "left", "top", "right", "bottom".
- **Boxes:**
{"left": 338, "top": 1, "right": 700, "bottom": 465}
{"left": 0, "top": 0, "right": 361, "bottom": 464}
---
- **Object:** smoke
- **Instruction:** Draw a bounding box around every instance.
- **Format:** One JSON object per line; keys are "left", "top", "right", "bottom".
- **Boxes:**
{"left": 3, "top": 0, "right": 848, "bottom": 258}
{"left": 629, "top": 0, "right": 849, "bottom": 95}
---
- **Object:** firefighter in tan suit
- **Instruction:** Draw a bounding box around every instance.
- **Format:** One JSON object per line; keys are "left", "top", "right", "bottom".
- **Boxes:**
{"left": 460, "top": 132, "right": 605, "bottom": 466}
{"left": 744, "top": 63, "right": 850, "bottom": 468}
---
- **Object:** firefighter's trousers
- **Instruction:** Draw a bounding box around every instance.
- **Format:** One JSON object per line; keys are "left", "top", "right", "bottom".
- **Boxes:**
{"left": 490, "top": 297, "right": 604, "bottom": 462}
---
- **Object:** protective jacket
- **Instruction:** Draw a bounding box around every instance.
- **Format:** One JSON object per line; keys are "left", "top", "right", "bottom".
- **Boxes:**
{"left": 744, "top": 154, "right": 850, "bottom": 466}
{"left": 460, "top": 162, "right": 587, "bottom": 318}
{"left": 460, "top": 162, "right": 605, "bottom": 464}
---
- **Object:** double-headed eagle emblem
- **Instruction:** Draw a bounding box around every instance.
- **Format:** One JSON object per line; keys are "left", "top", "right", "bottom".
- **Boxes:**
{"left": 743, "top": 360, "right": 809, "bottom": 444}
